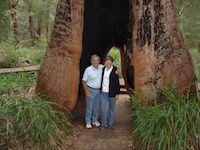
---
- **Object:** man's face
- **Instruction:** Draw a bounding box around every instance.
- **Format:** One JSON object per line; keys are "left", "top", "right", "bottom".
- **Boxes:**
{"left": 91, "top": 57, "right": 100, "bottom": 68}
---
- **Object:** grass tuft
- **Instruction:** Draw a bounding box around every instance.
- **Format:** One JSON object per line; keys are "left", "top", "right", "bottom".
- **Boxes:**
{"left": 130, "top": 87, "right": 200, "bottom": 150}
{"left": 0, "top": 72, "right": 73, "bottom": 149}
{"left": 0, "top": 93, "right": 73, "bottom": 149}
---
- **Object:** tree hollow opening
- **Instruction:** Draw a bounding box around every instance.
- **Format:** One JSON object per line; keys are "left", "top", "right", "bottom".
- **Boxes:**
{"left": 80, "top": 0, "right": 133, "bottom": 89}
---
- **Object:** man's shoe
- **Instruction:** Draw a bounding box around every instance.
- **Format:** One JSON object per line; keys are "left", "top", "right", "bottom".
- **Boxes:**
{"left": 92, "top": 121, "right": 100, "bottom": 127}
{"left": 86, "top": 123, "right": 92, "bottom": 129}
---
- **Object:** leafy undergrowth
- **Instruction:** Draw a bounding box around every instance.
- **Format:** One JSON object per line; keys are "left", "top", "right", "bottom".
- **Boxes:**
{"left": 130, "top": 87, "right": 200, "bottom": 150}
{"left": 0, "top": 72, "right": 73, "bottom": 150}
{"left": 0, "top": 42, "right": 45, "bottom": 68}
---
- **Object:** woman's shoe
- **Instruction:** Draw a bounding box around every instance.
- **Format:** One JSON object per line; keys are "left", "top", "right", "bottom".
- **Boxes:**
{"left": 99, "top": 125, "right": 107, "bottom": 130}
{"left": 108, "top": 124, "right": 114, "bottom": 129}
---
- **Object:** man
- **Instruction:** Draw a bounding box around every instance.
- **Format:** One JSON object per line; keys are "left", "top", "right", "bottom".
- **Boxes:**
{"left": 82, "top": 54, "right": 104, "bottom": 129}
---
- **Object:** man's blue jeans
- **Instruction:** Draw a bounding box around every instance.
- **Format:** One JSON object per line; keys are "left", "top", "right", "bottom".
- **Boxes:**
{"left": 85, "top": 87, "right": 101, "bottom": 124}
{"left": 100, "top": 92, "right": 116, "bottom": 126}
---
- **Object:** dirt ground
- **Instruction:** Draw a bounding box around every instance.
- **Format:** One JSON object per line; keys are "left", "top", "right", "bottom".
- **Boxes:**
{"left": 64, "top": 94, "right": 135, "bottom": 150}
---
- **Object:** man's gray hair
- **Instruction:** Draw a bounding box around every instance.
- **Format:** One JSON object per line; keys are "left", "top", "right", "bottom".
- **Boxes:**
{"left": 90, "top": 54, "right": 100, "bottom": 61}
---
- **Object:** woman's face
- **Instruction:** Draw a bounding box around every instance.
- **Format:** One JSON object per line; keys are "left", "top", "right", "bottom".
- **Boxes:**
{"left": 105, "top": 59, "right": 113, "bottom": 67}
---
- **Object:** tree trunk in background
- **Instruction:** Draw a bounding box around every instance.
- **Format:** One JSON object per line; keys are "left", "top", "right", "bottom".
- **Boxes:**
{"left": 8, "top": 0, "right": 19, "bottom": 43}
{"left": 37, "top": 23, "right": 42, "bottom": 36}
{"left": 127, "top": 0, "right": 196, "bottom": 103}
{"left": 46, "top": 22, "right": 49, "bottom": 40}
{"left": 36, "top": 0, "right": 84, "bottom": 111}
{"left": 28, "top": 15, "right": 38, "bottom": 44}
{"left": 28, "top": 16, "right": 42, "bottom": 44}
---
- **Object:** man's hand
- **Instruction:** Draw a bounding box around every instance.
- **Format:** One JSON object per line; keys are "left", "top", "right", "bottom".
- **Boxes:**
{"left": 82, "top": 80, "right": 91, "bottom": 98}
{"left": 85, "top": 91, "right": 91, "bottom": 98}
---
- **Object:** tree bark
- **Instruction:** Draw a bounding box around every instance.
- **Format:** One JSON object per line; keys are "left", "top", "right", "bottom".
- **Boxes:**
{"left": 36, "top": 0, "right": 84, "bottom": 111}
{"left": 128, "top": 0, "right": 196, "bottom": 102}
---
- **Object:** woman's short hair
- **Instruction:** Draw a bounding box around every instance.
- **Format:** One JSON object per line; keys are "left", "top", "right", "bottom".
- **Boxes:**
{"left": 105, "top": 56, "right": 113, "bottom": 62}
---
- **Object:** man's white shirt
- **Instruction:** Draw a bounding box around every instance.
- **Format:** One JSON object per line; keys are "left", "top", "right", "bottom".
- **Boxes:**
{"left": 82, "top": 64, "right": 104, "bottom": 88}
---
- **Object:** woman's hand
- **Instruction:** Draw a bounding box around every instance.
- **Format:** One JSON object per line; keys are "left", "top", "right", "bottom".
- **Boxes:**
{"left": 115, "top": 95, "right": 119, "bottom": 100}
{"left": 115, "top": 69, "right": 119, "bottom": 75}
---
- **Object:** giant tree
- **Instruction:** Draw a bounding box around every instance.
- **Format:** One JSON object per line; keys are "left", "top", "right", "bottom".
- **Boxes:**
{"left": 36, "top": 0, "right": 196, "bottom": 112}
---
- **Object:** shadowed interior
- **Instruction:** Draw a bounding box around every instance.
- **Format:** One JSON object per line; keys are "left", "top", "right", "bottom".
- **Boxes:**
{"left": 80, "top": 0, "right": 132, "bottom": 88}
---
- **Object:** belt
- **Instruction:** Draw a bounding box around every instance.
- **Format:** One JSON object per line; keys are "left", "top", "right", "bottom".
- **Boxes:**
{"left": 87, "top": 85, "right": 101, "bottom": 90}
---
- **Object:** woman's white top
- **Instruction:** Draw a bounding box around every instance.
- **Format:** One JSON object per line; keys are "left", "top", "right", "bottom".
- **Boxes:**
{"left": 102, "top": 66, "right": 113, "bottom": 93}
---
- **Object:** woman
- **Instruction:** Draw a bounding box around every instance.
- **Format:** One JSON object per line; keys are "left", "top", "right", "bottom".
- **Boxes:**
{"left": 100, "top": 56, "right": 120, "bottom": 129}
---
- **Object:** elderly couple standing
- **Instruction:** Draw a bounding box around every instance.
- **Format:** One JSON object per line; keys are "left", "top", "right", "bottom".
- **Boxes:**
{"left": 82, "top": 54, "right": 120, "bottom": 129}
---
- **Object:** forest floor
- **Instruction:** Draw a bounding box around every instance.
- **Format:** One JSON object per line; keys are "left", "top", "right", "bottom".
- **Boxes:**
{"left": 64, "top": 94, "right": 136, "bottom": 150}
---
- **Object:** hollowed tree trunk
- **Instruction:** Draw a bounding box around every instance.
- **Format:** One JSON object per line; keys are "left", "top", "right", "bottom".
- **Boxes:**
{"left": 36, "top": 0, "right": 196, "bottom": 112}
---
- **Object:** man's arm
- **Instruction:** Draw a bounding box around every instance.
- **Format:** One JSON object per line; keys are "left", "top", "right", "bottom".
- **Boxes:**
{"left": 82, "top": 80, "right": 91, "bottom": 98}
